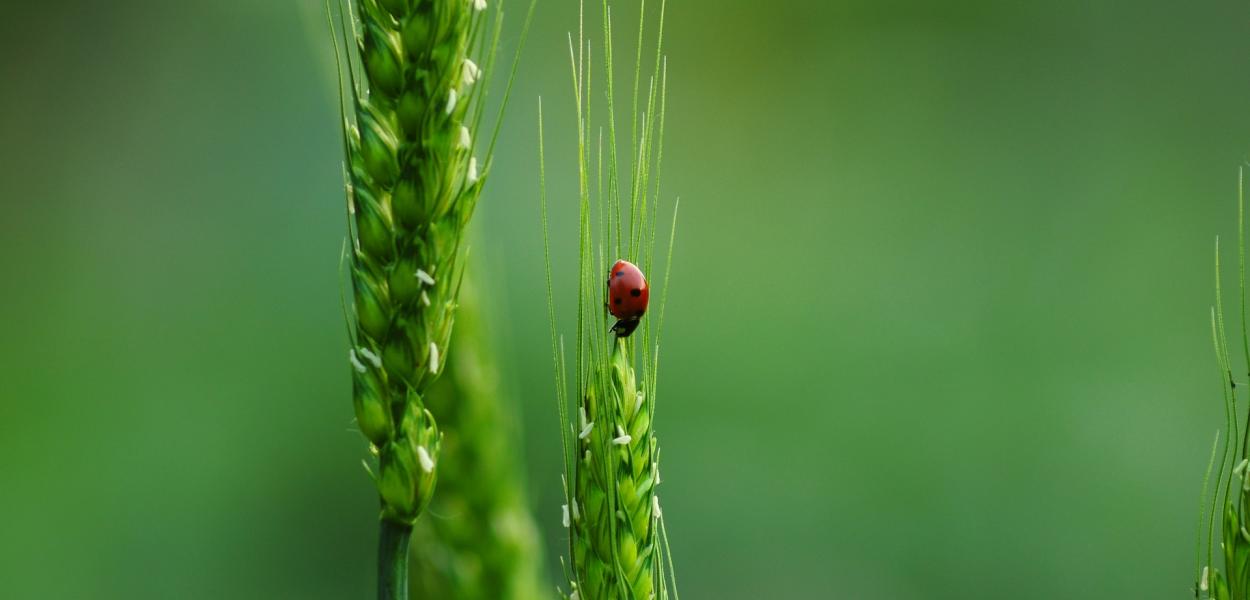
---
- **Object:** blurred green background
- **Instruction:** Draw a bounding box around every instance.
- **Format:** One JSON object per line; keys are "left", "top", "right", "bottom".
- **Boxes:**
{"left": 3, "top": 0, "right": 1249, "bottom": 597}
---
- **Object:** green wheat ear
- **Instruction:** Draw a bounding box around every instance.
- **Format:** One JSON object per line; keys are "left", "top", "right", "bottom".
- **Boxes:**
{"left": 1196, "top": 167, "right": 1250, "bottom": 600}
{"left": 409, "top": 278, "right": 549, "bottom": 600}
{"left": 327, "top": 0, "right": 533, "bottom": 596}
{"left": 540, "top": 1, "right": 681, "bottom": 598}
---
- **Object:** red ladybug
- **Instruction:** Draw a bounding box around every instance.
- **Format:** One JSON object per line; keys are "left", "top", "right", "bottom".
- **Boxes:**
{"left": 607, "top": 259, "right": 649, "bottom": 337}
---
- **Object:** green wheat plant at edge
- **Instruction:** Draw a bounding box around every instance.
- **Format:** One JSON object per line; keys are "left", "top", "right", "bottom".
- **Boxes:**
{"left": 1196, "top": 167, "right": 1250, "bottom": 600}
{"left": 325, "top": 0, "right": 534, "bottom": 597}
{"left": 540, "top": 1, "right": 681, "bottom": 598}
{"left": 410, "top": 279, "right": 549, "bottom": 600}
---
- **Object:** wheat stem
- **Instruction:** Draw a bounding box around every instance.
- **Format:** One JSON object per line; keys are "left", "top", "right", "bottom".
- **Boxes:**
{"left": 378, "top": 520, "right": 413, "bottom": 600}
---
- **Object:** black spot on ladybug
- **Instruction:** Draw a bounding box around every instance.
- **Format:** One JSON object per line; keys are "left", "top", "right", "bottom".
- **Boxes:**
{"left": 630, "top": 288, "right": 641, "bottom": 297}
{"left": 614, "top": 297, "right": 622, "bottom": 305}
{"left": 616, "top": 271, "right": 625, "bottom": 277}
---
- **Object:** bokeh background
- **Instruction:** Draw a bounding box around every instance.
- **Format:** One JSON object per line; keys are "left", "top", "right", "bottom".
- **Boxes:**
{"left": 4, "top": 0, "right": 1250, "bottom": 597}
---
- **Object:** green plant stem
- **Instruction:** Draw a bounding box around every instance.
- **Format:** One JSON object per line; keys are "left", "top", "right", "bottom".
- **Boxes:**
{"left": 378, "top": 518, "right": 413, "bottom": 600}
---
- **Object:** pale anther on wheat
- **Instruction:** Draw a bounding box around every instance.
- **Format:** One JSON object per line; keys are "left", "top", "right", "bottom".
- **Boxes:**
{"left": 415, "top": 268, "right": 436, "bottom": 286}
{"left": 458, "top": 126, "right": 472, "bottom": 150}
{"left": 420, "top": 291, "right": 431, "bottom": 307}
{"left": 612, "top": 425, "right": 632, "bottom": 445}
{"left": 468, "top": 157, "right": 479, "bottom": 184}
{"left": 349, "top": 349, "right": 367, "bottom": 374}
{"left": 446, "top": 89, "right": 458, "bottom": 115}
{"left": 462, "top": 59, "right": 481, "bottom": 86}
{"left": 429, "top": 342, "right": 441, "bottom": 374}
{"left": 417, "top": 446, "right": 435, "bottom": 473}
{"left": 358, "top": 347, "right": 382, "bottom": 368}
{"left": 578, "top": 421, "right": 594, "bottom": 440}
{"left": 1201, "top": 566, "right": 1210, "bottom": 591}
{"left": 561, "top": 504, "right": 570, "bottom": 528}
{"left": 653, "top": 495, "right": 662, "bottom": 518}
{"left": 471, "top": 0, "right": 487, "bottom": 11}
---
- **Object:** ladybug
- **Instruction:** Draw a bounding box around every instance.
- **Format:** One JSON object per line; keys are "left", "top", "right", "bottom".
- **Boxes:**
{"left": 607, "top": 259, "right": 649, "bottom": 337}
